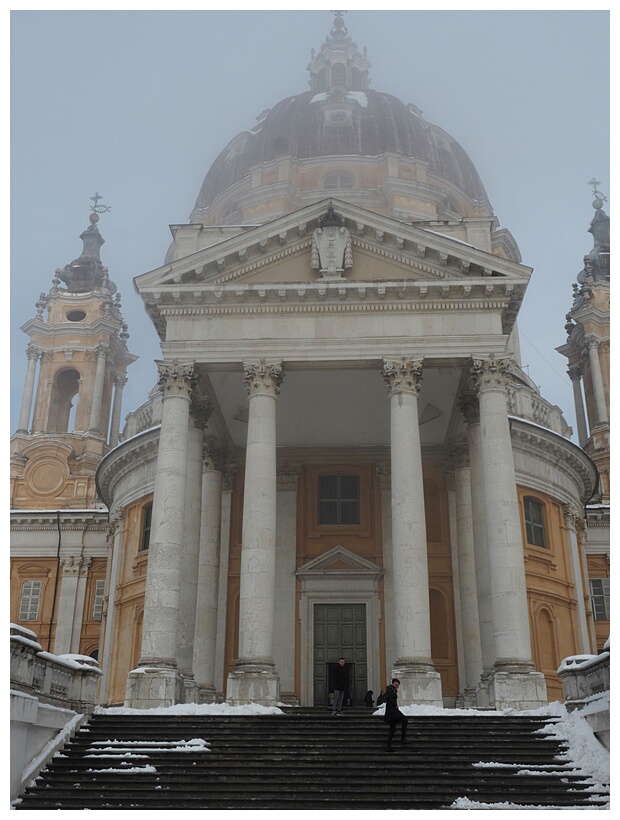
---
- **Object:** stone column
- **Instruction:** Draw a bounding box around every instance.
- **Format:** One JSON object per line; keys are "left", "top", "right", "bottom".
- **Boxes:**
{"left": 17, "top": 345, "right": 39, "bottom": 433}
{"left": 125, "top": 360, "right": 195, "bottom": 708}
{"left": 99, "top": 509, "right": 125, "bottom": 703}
{"left": 450, "top": 441, "right": 483, "bottom": 706}
{"left": 227, "top": 360, "right": 283, "bottom": 706}
{"left": 53, "top": 556, "right": 91, "bottom": 655}
{"left": 563, "top": 505, "right": 591, "bottom": 654}
{"left": 193, "top": 437, "right": 225, "bottom": 702}
{"left": 214, "top": 464, "right": 236, "bottom": 696}
{"left": 176, "top": 399, "right": 210, "bottom": 702}
{"left": 460, "top": 393, "right": 495, "bottom": 706}
{"left": 567, "top": 366, "right": 589, "bottom": 446}
{"left": 382, "top": 357, "right": 442, "bottom": 706}
{"left": 87, "top": 344, "right": 108, "bottom": 433}
{"left": 471, "top": 357, "right": 546, "bottom": 709}
{"left": 275, "top": 463, "right": 302, "bottom": 704}
{"left": 108, "top": 374, "right": 127, "bottom": 447}
{"left": 585, "top": 337, "right": 608, "bottom": 425}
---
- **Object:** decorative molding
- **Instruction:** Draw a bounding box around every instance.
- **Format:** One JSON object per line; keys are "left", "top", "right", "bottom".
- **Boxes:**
{"left": 382, "top": 357, "right": 423, "bottom": 397}
{"left": 156, "top": 360, "right": 196, "bottom": 400}
{"left": 60, "top": 555, "right": 92, "bottom": 577}
{"left": 276, "top": 463, "right": 302, "bottom": 490}
{"left": 243, "top": 359, "right": 284, "bottom": 397}
{"left": 471, "top": 356, "right": 513, "bottom": 392}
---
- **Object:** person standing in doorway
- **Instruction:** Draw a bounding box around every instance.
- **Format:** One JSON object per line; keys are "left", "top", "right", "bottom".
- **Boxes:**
{"left": 331, "top": 657, "right": 348, "bottom": 716}
{"left": 383, "top": 677, "right": 408, "bottom": 751}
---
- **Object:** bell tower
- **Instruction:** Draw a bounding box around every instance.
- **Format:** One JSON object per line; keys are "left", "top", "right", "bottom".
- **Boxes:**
{"left": 10, "top": 198, "right": 137, "bottom": 509}
{"left": 557, "top": 182, "right": 610, "bottom": 500}
{"left": 557, "top": 181, "right": 610, "bottom": 651}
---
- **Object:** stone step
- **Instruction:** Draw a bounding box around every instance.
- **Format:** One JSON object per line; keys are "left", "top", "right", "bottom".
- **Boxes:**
{"left": 14, "top": 710, "right": 607, "bottom": 811}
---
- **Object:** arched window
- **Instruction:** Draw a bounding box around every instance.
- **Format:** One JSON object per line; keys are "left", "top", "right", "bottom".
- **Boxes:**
{"left": 524, "top": 496, "right": 547, "bottom": 548}
{"left": 331, "top": 63, "right": 346, "bottom": 86}
{"left": 47, "top": 368, "right": 80, "bottom": 433}
{"left": 323, "top": 172, "right": 355, "bottom": 190}
{"left": 318, "top": 473, "right": 360, "bottom": 525}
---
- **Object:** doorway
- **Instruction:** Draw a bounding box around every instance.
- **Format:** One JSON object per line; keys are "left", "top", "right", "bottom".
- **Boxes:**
{"left": 313, "top": 603, "right": 367, "bottom": 706}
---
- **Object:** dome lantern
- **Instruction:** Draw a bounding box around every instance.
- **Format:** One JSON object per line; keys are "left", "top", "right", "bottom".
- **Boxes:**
{"left": 307, "top": 11, "right": 371, "bottom": 94}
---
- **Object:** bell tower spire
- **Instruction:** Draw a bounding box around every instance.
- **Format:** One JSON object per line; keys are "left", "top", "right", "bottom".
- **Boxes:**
{"left": 11, "top": 197, "right": 137, "bottom": 509}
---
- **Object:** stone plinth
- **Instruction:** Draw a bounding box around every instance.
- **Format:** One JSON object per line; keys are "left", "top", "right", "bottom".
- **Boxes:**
{"left": 124, "top": 667, "right": 185, "bottom": 709}
{"left": 227, "top": 662, "right": 280, "bottom": 707}
{"left": 392, "top": 661, "right": 443, "bottom": 707}
{"left": 489, "top": 668, "right": 548, "bottom": 711}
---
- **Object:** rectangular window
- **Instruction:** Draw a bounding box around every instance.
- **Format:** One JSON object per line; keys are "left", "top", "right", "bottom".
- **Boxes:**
{"left": 318, "top": 474, "right": 360, "bottom": 525}
{"left": 524, "top": 496, "right": 546, "bottom": 548}
{"left": 19, "top": 580, "right": 42, "bottom": 621}
{"left": 92, "top": 579, "right": 106, "bottom": 621}
{"left": 140, "top": 503, "right": 153, "bottom": 551}
{"left": 589, "top": 578, "right": 610, "bottom": 621}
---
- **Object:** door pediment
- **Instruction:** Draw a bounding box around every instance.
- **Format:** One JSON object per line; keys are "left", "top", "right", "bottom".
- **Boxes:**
{"left": 296, "top": 545, "right": 383, "bottom": 580}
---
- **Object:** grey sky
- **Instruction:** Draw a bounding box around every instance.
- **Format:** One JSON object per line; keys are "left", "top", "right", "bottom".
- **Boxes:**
{"left": 10, "top": 9, "right": 610, "bottom": 440}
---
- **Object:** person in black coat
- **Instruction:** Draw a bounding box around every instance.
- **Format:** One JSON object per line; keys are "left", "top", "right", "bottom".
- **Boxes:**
{"left": 331, "top": 657, "right": 348, "bottom": 715}
{"left": 383, "top": 677, "right": 408, "bottom": 751}
{"left": 364, "top": 690, "right": 374, "bottom": 707}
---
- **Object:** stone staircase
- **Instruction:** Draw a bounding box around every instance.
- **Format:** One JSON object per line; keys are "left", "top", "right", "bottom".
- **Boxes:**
{"left": 14, "top": 707, "right": 609, "bottom": 810}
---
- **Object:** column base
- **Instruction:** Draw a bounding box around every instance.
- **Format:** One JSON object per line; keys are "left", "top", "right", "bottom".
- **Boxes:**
{"left": 476, "top": 669, "right": 493, "bottom": 708}
{"left": 197, "top": 684, "right": 219, "bottom": 704}
{"left": 489, "top": 666, "right": 548, "bottom": 711}
{"left": 182, "top": 674, "right": 200, "bottom": 704}
{"left": 227, "top": 659, "right": 280, "bottom": 706}
{"left": 456, "top": 685, "right": 478, "bottom": 709}
{"left": 124, "top": 666, "right": 185, "bottom": 709}
{"left": 391, "top": 660, "right": 443, "bottom": 707}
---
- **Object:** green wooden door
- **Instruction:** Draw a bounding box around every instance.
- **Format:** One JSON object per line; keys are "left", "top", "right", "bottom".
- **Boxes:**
{"left": 313, "top": 603, "right": 367, "bottom": 706}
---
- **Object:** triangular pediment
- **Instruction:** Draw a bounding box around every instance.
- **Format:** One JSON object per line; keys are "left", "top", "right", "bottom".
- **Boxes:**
{"left": 134, "top": 198, "right": 531, "bottom": 294}
{"left": 296, "top": 545, "right": 383, "bottom": 576}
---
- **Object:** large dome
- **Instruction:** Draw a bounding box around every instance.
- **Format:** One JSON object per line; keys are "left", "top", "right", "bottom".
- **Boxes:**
{"left": 193, "top": 88, "right": 489, "bottom": 213}
{"left": 188, "top": 14, "right": 502, "bottom": 245}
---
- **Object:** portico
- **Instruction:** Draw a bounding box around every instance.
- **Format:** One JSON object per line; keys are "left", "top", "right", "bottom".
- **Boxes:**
{"left": 122, "top": 199, "right": 547, "bottom": 710}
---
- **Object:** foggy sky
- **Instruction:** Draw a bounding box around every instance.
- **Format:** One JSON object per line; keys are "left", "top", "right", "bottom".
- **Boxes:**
{"left": 10, "top": 9, "right": 610, "bottom": 441}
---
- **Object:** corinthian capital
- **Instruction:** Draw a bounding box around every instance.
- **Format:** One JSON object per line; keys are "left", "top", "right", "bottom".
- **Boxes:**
{"left": 191, "top": 396, "right": 214, "bottom": 429}
{"left": 562, "top": 503, "right": 586, "bottom": 532}
{"left": 243, "top": 359, "right": 284, "bottom": 397}
{"left": 26, "top": 344, "right": 40, "bottom": 362}
{"left": 202, "top": 437, "right": 227, "bottom": 472}
{"left": 459, "top": 391, "right": 480, "bottom": 426}
{"left": 471, "top": 356, "right": 513, "bottom": 393}
{"left": 584, "top": 335, "right": 601, "bottom": 352}
{"left": 156, "top": 360, "right": 196, "bottom": 400}
{"left": 382, "top": 357, "right": 423, "bottom": 397}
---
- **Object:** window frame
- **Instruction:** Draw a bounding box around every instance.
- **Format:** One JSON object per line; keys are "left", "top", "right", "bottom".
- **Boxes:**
{"left": 19, "top": 579, "right": 42, "bottom": 621}
{"left": 523, "top": 495, "right": 547, "bottom": 549}
{"left": 589, "top": 578, "right": 610, "bottom": 621}
{"left": 92, "top": 579, "right": 106, "bottom": 621}
{"left": 140, "top": 502, "right": 153, "bottom": 552}
{"left": 318, "top": 472, "right": 361, "bottom": 526}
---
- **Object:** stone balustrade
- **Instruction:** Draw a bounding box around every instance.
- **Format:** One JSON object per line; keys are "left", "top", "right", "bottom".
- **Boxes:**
{"left": 10, "top": 624, "right": 101, "bottom": 714}
{"left": 558, "top": 646, "right": 610, "bottom": 749}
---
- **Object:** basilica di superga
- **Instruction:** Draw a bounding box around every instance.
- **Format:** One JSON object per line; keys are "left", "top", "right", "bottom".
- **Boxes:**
{"left": 10, "top": 14, "right": 610, "bottom": 712}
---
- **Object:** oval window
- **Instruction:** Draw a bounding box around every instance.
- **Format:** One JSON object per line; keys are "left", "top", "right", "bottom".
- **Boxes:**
{"left": 66, "top": 310, "right": 87, "bottom": 322}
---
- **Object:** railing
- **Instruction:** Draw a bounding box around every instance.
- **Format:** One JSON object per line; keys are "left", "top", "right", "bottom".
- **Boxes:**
{"left": 557, "top": 647, "right": 610, "bottom": 749}
{"left": 10, "top": 623, "right": 101, "bottom": 714}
